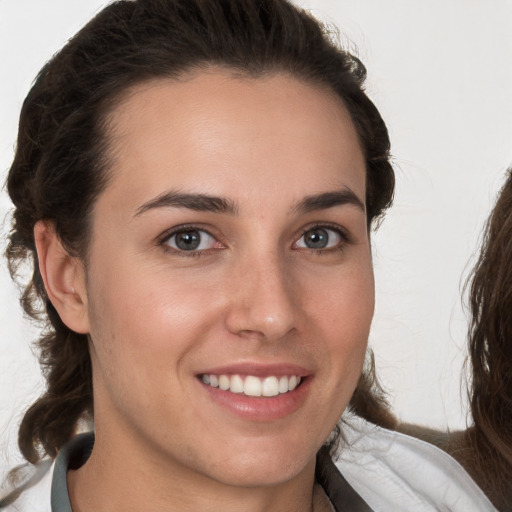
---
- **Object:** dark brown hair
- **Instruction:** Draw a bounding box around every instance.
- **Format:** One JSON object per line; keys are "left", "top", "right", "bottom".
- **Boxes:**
{"left": 5, "top": 0, "right": 395, "bottom": 467}
{"left": 464, "top": 169, "right": 512, "bottom": 509}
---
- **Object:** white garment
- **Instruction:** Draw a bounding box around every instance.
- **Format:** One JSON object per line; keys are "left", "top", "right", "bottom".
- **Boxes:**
{"left": 1, "top": 418, "right": 497, "bottom": 511}
{"left": 335, "top": 416, "right": 497, "bottom": 512}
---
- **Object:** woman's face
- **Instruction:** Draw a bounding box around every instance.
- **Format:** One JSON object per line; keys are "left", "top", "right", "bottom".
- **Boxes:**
{"left": 81, "top": 70, "right": 373, "bottom": 487}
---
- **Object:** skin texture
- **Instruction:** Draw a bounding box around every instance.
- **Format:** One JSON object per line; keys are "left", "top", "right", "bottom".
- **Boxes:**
{"left": 35, "top": 70, "right": 373, "bottom": 512}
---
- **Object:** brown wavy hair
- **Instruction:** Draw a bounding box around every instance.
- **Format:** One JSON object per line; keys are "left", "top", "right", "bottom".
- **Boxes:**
{"left": 4, "top": 0, "right": 395, "bottom": 468}
{"left": 464, "top": 169, "right": 512, "bottom": 509}
{"left": 395, "top": 172, "right": 512, "bottom": 510}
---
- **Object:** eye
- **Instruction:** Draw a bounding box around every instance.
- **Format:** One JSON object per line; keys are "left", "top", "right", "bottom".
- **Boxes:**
{"left": 163, "top": 228, "right": 219, "bottom": 252}
{"left": 294, "top": 226, "right": 344, "bottom": 250}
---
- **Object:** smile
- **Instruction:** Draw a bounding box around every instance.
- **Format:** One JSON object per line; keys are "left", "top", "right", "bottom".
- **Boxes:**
{"left": 201, "top": 374, "right": 302, "bottom": 397}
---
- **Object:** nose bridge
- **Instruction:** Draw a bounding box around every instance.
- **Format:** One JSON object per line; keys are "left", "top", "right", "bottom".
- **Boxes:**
{"left": 227, "top": 245, "right": 299, "bottom": 341}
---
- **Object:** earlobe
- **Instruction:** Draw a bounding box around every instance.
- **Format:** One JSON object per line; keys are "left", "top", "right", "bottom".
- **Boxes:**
{"left": 34, "top": 220, "right": 90, "bottom": 334}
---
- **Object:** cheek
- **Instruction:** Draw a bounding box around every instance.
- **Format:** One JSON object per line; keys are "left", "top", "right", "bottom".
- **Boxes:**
{"left": 86, "top": 255, "right": 251, "bottom": 408}
{"left": 88, "top": 253, "right": 218, "bottom": 337}
{"left": 84, "top": 258, "right": 221, "bottom": 391}
{"left": 299, "top": 264, "right": 373, "bottom": 438}
{"left": 304, "top": 260, "right": 374, "bottom": 388}
{"left": 308, "top": 261, "right": 374, "bottom": 341}
{"left": 84, "top": 264, "right": 225, "bottom": 435}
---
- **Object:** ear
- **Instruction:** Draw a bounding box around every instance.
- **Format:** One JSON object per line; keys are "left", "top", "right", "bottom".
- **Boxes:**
{"left": 34, "top": 220, "right": 90, "bottom": 334}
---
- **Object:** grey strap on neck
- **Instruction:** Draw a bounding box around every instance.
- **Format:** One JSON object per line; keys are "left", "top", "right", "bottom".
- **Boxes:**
{"left": 51, "top": 433, "right": 94, "bottom": 512}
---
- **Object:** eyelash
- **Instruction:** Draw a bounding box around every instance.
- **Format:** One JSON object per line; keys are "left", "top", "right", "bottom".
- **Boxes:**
{"left": 158, "top": 222, "right": 350, "bottom": 257}
{"left": 159, "top": 224, "right": 221, "bottom": 258}
{"left": 294, "top": 223, "right": 351, "bottom": 254}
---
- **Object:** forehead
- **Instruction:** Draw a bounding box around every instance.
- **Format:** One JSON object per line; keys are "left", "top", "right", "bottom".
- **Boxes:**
{"left": 100, "top": 70, "right": 366, "bottom": 214}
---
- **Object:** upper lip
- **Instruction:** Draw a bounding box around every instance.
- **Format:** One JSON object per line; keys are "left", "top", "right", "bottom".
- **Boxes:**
{"left": 197, "top": 362, "right": 312, "bottom": 378}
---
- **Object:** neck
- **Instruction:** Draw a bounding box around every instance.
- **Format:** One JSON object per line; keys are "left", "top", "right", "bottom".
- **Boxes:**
{"left": 67, "top": 427, "right": 323, "bottom": 512}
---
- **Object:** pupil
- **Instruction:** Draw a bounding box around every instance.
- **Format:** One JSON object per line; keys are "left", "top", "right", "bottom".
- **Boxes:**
{"left": 305, "top": 229, "right": 328, "bottom": 249}
{"left": 176, "top": 231, "right": 200, "bottom": 250}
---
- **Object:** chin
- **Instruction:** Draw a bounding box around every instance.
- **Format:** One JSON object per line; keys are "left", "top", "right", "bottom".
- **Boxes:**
{"left": 203, "top": 438, "right": 318, "bottom": 488}
{"left": 214, "top": 461, "right": 306, "bottom": 488}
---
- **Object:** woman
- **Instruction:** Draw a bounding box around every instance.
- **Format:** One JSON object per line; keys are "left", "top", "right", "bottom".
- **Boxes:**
{"left": 465, "top": 169, "right": 512, "bottom": 510}
{"left": 461, "top": 169, "right": 512, "bottom": 510}
{"left": 0, "top": 0, "right": 496, "bottom": 510}
{"left": 397, "top": 170, "right": 512, "bottom": 511}
{"left": 430, "top": 170, "right": 512, "bottom": 511}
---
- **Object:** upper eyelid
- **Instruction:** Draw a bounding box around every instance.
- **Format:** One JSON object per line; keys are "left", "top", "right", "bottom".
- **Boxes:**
{"left": 158, "top": 226, "right": 223, "bottom": 257}
{"left": 158, "top": 224, "right": 219, "bottom": 244}
{"left": 157, "top": 221, "right": 351, "bottom": 248}
{"left": 296, "top": 222, "right": 350, "bottom": 241}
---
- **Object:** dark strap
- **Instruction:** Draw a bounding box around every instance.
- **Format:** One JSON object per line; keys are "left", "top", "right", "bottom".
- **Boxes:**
{"left": 316, "top": 446, "right": 374, "bottom": 512}
{"left": 51, "top": 433, "right": 94, "bottom": 512}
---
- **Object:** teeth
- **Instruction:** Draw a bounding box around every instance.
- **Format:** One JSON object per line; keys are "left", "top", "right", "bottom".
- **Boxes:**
{"left": 219, "top": 375, "right": 230, "bottom": 390}
{"left": 230, "top": 374, "right": 244, "bottom": 393}
{"left": 202, "top": 374, "right": 302, "bottom": 397}
{"left": 278, "top": 376, "right": 288, "bottom": 393}
{"left": 244, "top": 376, "right": 262, "bottom": 396}
{"left": 262, "top": 376, "right": 279, "bottom": 397}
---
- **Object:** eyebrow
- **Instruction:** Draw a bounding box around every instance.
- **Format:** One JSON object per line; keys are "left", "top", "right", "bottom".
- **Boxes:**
{"left": 135, "top": 187, "right": 364, "bottom": 217}
{"left": 293, "top": 189, "right": 365, "bottom": 214}
{"left": 135, "top": 191, "right": 238, "bottom": 216}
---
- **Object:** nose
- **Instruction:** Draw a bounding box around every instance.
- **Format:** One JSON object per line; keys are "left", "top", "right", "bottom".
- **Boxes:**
{"left": 225, "top": 253, "right": 300, "bottom": 342}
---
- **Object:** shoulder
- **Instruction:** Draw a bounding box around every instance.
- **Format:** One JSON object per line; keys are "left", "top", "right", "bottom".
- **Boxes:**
{"left": 0, "top": 460, "right": 53, "bottom": 512}
{"left": 334, "top": 416, "right": 498, "bottom": 512}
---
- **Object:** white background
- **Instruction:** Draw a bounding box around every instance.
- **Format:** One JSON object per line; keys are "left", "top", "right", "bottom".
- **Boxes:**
{"left": 1, "top": 0, "right": 511, "bottom": 471}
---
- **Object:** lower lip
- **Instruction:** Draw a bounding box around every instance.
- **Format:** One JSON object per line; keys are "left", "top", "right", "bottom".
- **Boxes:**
{"left": 199, "top": 377, "right": 312, "bottom": 421}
